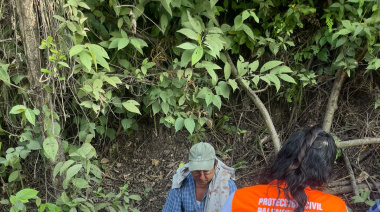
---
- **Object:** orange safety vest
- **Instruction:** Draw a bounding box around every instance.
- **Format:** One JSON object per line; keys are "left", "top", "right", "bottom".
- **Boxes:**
{"left": 230, "top": 182, "right": 347, "bottom": 212}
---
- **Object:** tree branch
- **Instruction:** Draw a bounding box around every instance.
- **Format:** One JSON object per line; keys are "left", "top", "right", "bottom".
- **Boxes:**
{"left": 325, "top": 182, "right": 380, "bottom": 195}
{"left": 322, "top": 46, "right": 368, "bottom": 133}
{"left": 337, "top": 138, "right": 380, "bottom": 148}
{"left": 342, "top": 150, "right": 359, "bottom": 196}
{"left": 224, "top": 51, "right": 281, "bottom": 153}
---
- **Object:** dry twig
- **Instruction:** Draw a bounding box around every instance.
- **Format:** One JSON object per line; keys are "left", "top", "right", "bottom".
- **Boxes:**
{"left": 342, "top": 150, "right": 359, "bottom": 196}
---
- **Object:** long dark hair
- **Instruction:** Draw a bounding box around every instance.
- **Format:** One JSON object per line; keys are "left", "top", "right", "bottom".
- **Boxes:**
{"left": 266, "top": 125, "right": 337, "bottom": 212}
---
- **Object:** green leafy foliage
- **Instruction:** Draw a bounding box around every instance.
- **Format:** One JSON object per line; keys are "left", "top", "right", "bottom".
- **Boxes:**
{"left": 1, "top": 0, "right": 379, "bottom": 211}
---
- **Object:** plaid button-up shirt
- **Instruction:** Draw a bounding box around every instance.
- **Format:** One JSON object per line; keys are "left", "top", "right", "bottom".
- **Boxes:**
{"left": 162, "top": 173, "right": 237, "bottom": 212}
{"left": 368, "top": 200, "right": 380, "bottom": 212}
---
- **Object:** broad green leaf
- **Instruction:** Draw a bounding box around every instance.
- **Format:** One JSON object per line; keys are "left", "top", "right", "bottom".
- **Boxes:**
{"left": 58, "top": 62, "right": 70, "bottom": 68}
{"left": 160, "top": 0, "right": 172, "bottom": 16}
{"left": 41, "top": 69, "right": 52, "bottom": 74}
{"left": 118, "top": 38, "right": 130, "bottom": 50}
{"left": 175, "top": 118, "right": 184, "bottom": 132}
{"left": 341, "top": 20, "right": 352, "bottom": 29}
{"left": 16, "top": 189, "right": 39, "bottom": 200}
{"left": 228, "top": 79, "right": 238, "bottom": 92}
{"left": 279, "top": 74, "right": 296, "bottom": 84}
{"left": 269, "top": 43, "right": 279, "bottom": 55}
{"left": 205, "top": 93, "right": 213, "bottom": 106}
{"left": 177, "top": 28, "right": 198, "bottom": 40}
{"left": 109, "top": 38, "right": 121, "bottom": 49}
{"left": 266, "top": 74, "right": 281, "bottom": 91}
{"left": 72, "top": 178, "right": 90, "bottom": 189}
{"left": 95, "top": 203, "right": 112, "bottom": 211}
{"left": 33, "top": 108, "right": 40, "bottom": 115}
{"left": 122, "top": 100, "right": 141, "bottom": 114}
{"left": 213, "top": 95, "right": 222, "bottom": 110}
{"left": 121, "top": 119, "right": 133, "bottom": 130}
{"left": 117, "top": 18, "right": 123, "bottom": 29}
{"left": 216, "top": 81, "right": 230, "bottom": 99}
{"left": 260, "top": 61, "right": 283, "bottom": 73}
{"left": 53, "top": 162, "right": 64, "bottom": 178}
{"left": 88, "top": 44, "right": 109, "bottom": 59}
{"left": 181, "top": 49, "right": 194, "bottom": 67}
{"left": 179, "top": 96, "right": 186, "bottom": 106}
{"left": 11, "top": 74, "right": 26, "bottom": 85}
{"left": 252, "top": 75, "right": 260, "bottom": 86}
{"left": 26, "top": 140, "right": 41, "bottom": 150}
{"left": 250, "top": 11, "right": 259, "bottom": 23}
{"left": 271, "top": 66, "right": 292, "bottom": 74}
{"left": 66, "top": 164, "right": 83, "bottom": 183}
{"left": 335, "top": 37, "right": 347, "bottom": 48}
{"left": 177, "top": 42, "right": 197, "bottom": 50}
{"left": 206, "top": 67, "right": 217, "bottom": 86}
{"left": 249, "top": 61, "right": 259, "bottom": 72}
{"left": 242, "top": 10, "right": 250, "bottom": 21}
{"left": 80, "top": 101, "right": 93, "bottom": 108}
{"left": 19, "top": 150, "right": 30, "bottom": 159}
{"left": 88, "top": 48, "right": 109, "bottom": 71}
{"left": 152, "top": 101, "right": 161, "bottom": 115}
{"left": 184, "top": 118, "right": 195, "bottom": 134}
{"left": 60, "top": 160, "right": 75, "bottom": 175}
{"left": 242, "top": 24, "right": 255, "bottom": 40}
{"left": 77, "top": 2, "right": 90, "bottom": 9}
{"left": 160, "top": 14, "right": 169, "bottom": 33}
{"left": 130, "top": 38, "right": 144, "bottom": 54}
{"left": 69, "top": 45, "right": 85, "bottom": 57}
{"left": 234, "top": 15, "right": 243, "bottom": 29}
{"left": 10, "top": 105, "right": 27, "bottom": 114}
{"left": 224, "top": 63, "right": 231, "bottom": 79}
{"left": 187, "top": 11, "right": 201, "bottom": 33}
{"left": 43, "top": 137, "right": 58, "bottom": 162}
{"left": 8, "top": 171, "right": 19, "bottom": 182}
{"left": 210, "top": 0, "right": 218, "bottom": 7}
{"left": 66, "top": 21, "right": 76, "bottom": 32}
{"left": 353, "top": 25, "right": 363, "bottom": 37}
{"left": 0, "top": 64, "right": 10, "bottom": 84}
{"left": 77, "top": 143, "right": 95, "bottom": 158}
{"left": 103, "top": 76, "right": 121, "bottom": 88}
{"left": 177, "top": 69, "right": 184, "bottom": 79}
{"left": 336, "top": 29, "right": 351, "bottom": 35}
{"left": 191, "top": 46, "right": 203, "bottom": 65}
{"left": 53, "top": 15, "right": 65, "bottom": 22}
{"left": 121, "top": 30, "right": 128, "bottom": 38}
{"left": 24, "top": 109, "right": 36, "bottom": 126}
{"left": 129, "top": 195, "right": 142, "bottom": 201}
{"left": 161, "top": 102, "right": 170, "bottom": 114}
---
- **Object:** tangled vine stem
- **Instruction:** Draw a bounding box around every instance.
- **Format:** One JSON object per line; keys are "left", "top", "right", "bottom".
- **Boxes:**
{"left": 223, "top": 51, "right": 281, "bottom": 154}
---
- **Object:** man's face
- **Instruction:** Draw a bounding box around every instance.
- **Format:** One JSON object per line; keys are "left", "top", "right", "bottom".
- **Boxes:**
{"left": 191, "top": 161, "right": 217, "bottom": 186}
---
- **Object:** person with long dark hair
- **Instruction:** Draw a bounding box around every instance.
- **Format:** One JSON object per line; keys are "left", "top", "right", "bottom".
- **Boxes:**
{"left": 221, "top": 125, "right": 347, "bottom": 212}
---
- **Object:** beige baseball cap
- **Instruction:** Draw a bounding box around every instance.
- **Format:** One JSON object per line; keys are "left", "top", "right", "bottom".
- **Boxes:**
{"left": 188, "top": 142, "right": 216, "bottom": 171}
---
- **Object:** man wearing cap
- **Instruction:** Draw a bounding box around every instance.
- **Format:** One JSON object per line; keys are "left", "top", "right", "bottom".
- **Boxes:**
{"left": 163, "top": 142, "right": 237, "bottom": 212}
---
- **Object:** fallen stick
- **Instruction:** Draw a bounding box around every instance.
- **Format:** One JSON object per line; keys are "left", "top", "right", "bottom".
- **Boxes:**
{"left": 324, "top": 182, "right": 380, "bottom": 195}
{"left": 342, "top": 150, "right": 359, "bottom": 196}
{"left": 337, "top": 138, "right": 380, "bottom": 149}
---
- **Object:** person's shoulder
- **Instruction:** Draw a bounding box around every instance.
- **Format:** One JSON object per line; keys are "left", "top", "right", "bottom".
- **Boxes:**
{"left": 234, "top": 184, "right": 268, "bottom": 195}
{"left": 179, "top": 174, "right": 193, "bottom": 187}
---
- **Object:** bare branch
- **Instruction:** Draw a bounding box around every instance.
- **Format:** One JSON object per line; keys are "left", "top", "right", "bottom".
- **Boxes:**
{"left": 223, "top": 51, "right": 281, "bottom": 153}
{"left": 337, "top": 138, "right": 380, "bottom": 149}
{"left": 342, "top": 150, "right": 359, "bottom": 196}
